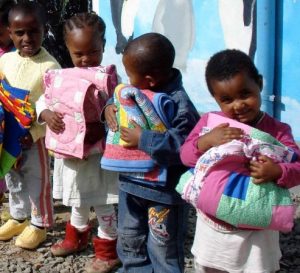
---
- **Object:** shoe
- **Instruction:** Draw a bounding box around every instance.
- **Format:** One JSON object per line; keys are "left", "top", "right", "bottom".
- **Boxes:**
{"left": 0, "top": 219, "right": 28, "bottom": 241}
{"left": 85, "top": 237, "right": 120, "bottom": 273}
{"left": 51, "top": 221, "right": 91, "bottom": 256}
{"left": 85, "top": 257, "right": 121, "bottom": 273}
{"left": 15, "top": 225, "right": 47, "bottom": 249}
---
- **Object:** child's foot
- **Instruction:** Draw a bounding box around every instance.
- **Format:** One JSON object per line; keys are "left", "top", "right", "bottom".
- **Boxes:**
{"left": 0, "top": 219, "right": 29, "bottom": 240}
{"left": 15, "top": 225, "right": 46, "bottom": 249}
{"left": 50, "top": 222, "right": 90, "bottom": 256}
{"left": 85, "top": 257, "right": 121, "bottom": 273}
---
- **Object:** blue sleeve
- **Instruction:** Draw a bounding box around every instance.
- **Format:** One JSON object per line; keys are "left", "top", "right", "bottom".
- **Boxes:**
{"left": 138, "top": 90, "right": 199, "bottom": 166}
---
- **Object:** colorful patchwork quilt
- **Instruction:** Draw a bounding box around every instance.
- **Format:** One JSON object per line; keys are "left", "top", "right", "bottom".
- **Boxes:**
{"left": 0, "top": 80, "right": 35, "bottom": 177}
{"left": 101, "top": 84, "right": 174, "bottom": 186}
{"left": 176, "top": 113, "right": 297, "bottom": 232}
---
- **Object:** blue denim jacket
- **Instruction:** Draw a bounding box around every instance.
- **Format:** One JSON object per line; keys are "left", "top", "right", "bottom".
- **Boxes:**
{"left": 119, "top": 69, "right": 200, "bottom": 205}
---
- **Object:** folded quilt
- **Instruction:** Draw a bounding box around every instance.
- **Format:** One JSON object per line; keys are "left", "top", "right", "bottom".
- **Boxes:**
{"left": 44, "top": 65, "right": 117, "bottom": 159}
{"left": 101, "top": 84, "right": 174, "bottom": 186}
{"left": 0, "top": 80, "right": 35, "bottom": 178}
{"left": 176, "top": 113, "right": 297, "bottom": 232}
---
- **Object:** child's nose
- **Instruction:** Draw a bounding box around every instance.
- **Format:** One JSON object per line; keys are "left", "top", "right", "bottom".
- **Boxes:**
{"left": 233, "top": 100, "right": 245, "bottom": 111}
{"left": 82, "top": 55, "right": 91, "bottom": 65}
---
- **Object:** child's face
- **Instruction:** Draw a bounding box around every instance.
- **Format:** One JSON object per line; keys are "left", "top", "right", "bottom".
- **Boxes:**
{"left": 122, "top": 54, "right": 150, "bottom": 89}
{"left": 8, "top": 12, "right": 44, "bottom": 57}
{"left": 211, "top": 71, "right": 262, "bottom": 125}
{"left": 66, "top": 27, "right": 104, "bottom": 68}
{"left": 0, "top": 25, "right": 12, "bottom": 48}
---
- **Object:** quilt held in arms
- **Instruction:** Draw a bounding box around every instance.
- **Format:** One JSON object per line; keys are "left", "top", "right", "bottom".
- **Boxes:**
{"left": 176, "top": 113, "right": 297, "bottom": 232}
{"left": 44, "top": 65, "right": 117, "bottom": 159}
{"left": 101, "top": 84, "right": 174, "bottom": 186}
{"left": 0, "top": 79, "right": 35, "bottom": 178}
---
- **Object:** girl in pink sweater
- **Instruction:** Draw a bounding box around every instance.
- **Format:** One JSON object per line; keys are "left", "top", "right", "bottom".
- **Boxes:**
{"left": 180, "top": 49, "right": 300, "bottom": 273}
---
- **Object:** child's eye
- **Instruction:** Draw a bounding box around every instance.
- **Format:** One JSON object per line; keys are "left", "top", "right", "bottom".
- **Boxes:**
{"left": 14, "top": 31, "right": 24, "bottom": 36}
{"left": 240, "top": 91, "right": 251, "bottom": 99}
{"left": 220, "top": 97, "right": 232, "bottom": 104}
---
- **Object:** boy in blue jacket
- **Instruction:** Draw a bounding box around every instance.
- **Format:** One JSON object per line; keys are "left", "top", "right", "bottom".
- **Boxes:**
{"left": 105, "top": 32, "right": 199, "bottom": 273}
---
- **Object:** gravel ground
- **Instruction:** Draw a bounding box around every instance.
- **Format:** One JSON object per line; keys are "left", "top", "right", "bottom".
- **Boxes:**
{"left": 0, "top": 194, "right": 299, "bottom": 273}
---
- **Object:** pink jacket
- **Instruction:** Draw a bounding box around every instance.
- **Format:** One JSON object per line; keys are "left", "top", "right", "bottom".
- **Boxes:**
{"left": 44, "top": 65, "right": 117, "bottom": 159}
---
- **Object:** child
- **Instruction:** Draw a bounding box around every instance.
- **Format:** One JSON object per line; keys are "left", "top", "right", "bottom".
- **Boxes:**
{"left": 104, "top": 32, "right": 200, "bottom": 273}
{"left": 180, "top": 49, "right": 300, "bottom": 273}
{"left": 0, "top": 1, "right": 60, "bottom": 249}
{"left": 0, "top": 0, "right": 14, "bottom": 56}
{"left": 0, "top": 0, "right": 15, "bottom": 204}
{"left": 36, "top": 12, "right": 120, "bottom": 273}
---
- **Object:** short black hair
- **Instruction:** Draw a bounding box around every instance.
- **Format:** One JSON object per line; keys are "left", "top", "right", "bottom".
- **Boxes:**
{"left": 63, "top": 12, "right": 106, "bottom": 44}
{"left": 205, "top": 49, "right": 262, "bottom": 95}
{"left": 123, "top": 32, "right": 175, "bottom": 76}
{"left": 8, "top": 1, "right": 46, "bottom": 26}
{"left": 0, "top": 0, "right": 15, "bottom": 26}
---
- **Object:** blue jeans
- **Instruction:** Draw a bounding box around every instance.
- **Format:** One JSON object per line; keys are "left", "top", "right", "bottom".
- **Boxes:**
{"left": 117, "top": 189, "right": 187, "bottom": 273}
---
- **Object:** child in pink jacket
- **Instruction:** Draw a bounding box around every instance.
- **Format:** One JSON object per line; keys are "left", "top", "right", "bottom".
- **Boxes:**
{"left": 180, "top": 49, "right": 300, "bottom": 273}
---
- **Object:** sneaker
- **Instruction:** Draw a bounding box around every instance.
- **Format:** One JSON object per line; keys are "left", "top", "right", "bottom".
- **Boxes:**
{"left": 15, "top": 225, "right": 47, "bottom": 249}
{"left": 85, "top": 257, "right": 121, "bottom": 273}
{"left": 0, "top": 219, "right": 29, "bottom": 241}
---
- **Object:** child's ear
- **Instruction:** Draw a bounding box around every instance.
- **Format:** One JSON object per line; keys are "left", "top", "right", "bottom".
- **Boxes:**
{"left": 7, "top": 27, "right": 12, "bottom": 39}
{"left": 103, "top": 38, "right": 106, "bottom": 53}
{"left": 258, "top": 75, "right": 263, "bottom": 91}
{"left": 145, "top": 75, "right": 156, "bottom": 88}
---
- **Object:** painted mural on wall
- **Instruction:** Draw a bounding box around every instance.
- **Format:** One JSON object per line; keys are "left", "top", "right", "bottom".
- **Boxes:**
{"left": 93, "top": 0, "right": 300, "bottom": 140}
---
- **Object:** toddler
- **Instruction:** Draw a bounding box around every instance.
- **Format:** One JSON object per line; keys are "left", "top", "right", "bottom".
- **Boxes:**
{"left": 0, "top": 1, "right": 60, "bottom": 249}
{"left": 105, "top": 32, "right": 199, "bottom": 273}
{"left": 180, "top": 49, "right": 300, "bottom": 273}
{"left": 37, "top": 12, "right": 119, "bottom": 273}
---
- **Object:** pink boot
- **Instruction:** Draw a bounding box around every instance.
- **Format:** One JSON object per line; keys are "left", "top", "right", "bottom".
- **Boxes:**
{"left": 51, "top": 222, "right": 90, "bottom": 256}
{"left": 85, "top": 237, "right": 120, "bottom": 273}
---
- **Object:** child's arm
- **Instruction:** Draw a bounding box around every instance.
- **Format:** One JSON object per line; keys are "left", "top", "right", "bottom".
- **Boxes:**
{"left": 250, "top": 125, "right": 300, "bottom": 188}
{"left": 36, "top": 94, "right": 65, "bottom": 134}
{"left": 180, "top": 113, "right": 244, "bottom": 167}
{"left": 249, "top": 155, "right": 283, "bottom": 184}
{"left": 131, "top": 95, "right": 200, "bottom": 167}
{"left": 40, "top": 109, "right": 65, "bottom": 134}
{"left": 104, "top": 103, "right": 118, "bottom": 132}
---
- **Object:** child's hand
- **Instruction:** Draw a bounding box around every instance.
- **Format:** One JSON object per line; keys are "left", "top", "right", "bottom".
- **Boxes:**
{"left": 197, "top": 123, "right": 244, "bottom": 152}
{"left": 19, "top": 133, "right": 33, "bottom": 150}
{"left": 85, "top": 121, "right": 105, "bottom": 145}
{"left": 41, "top": 109, "right": 65, "bottom": 134}
{"left": 104, "top": 104, "right": 118, "bottom": 132}
{"left": 120, "top": 120, "right": 142, "bottom": 148}
{"left": 249, "top": 155, "right": 282, "bottom": 184}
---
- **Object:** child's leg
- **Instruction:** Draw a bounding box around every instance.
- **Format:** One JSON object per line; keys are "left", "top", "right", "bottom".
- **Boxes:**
{"left": 85, "top": 205, "right": 120, "bottom": 273}
{"left": 117, "top": 189, "right": 187, "bottom": 273}
{"left": 94, "top": 204, "right": 117, "bottom": 240}
{"left": 147, "top": 202, "right": 187, "bottom": 273}
{"left": 26, "top": 139, "right": 53, "bottom": 228}
{"left": 117, "top": 189, "right": 152, "bottom": 273}
{"left": 5, "top": 140, "right": 53, "bottom": 249}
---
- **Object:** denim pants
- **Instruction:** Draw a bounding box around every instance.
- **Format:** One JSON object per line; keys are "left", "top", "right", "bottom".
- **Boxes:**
{"left": 117, "top": 189, "right": 187, "bottom": 273}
